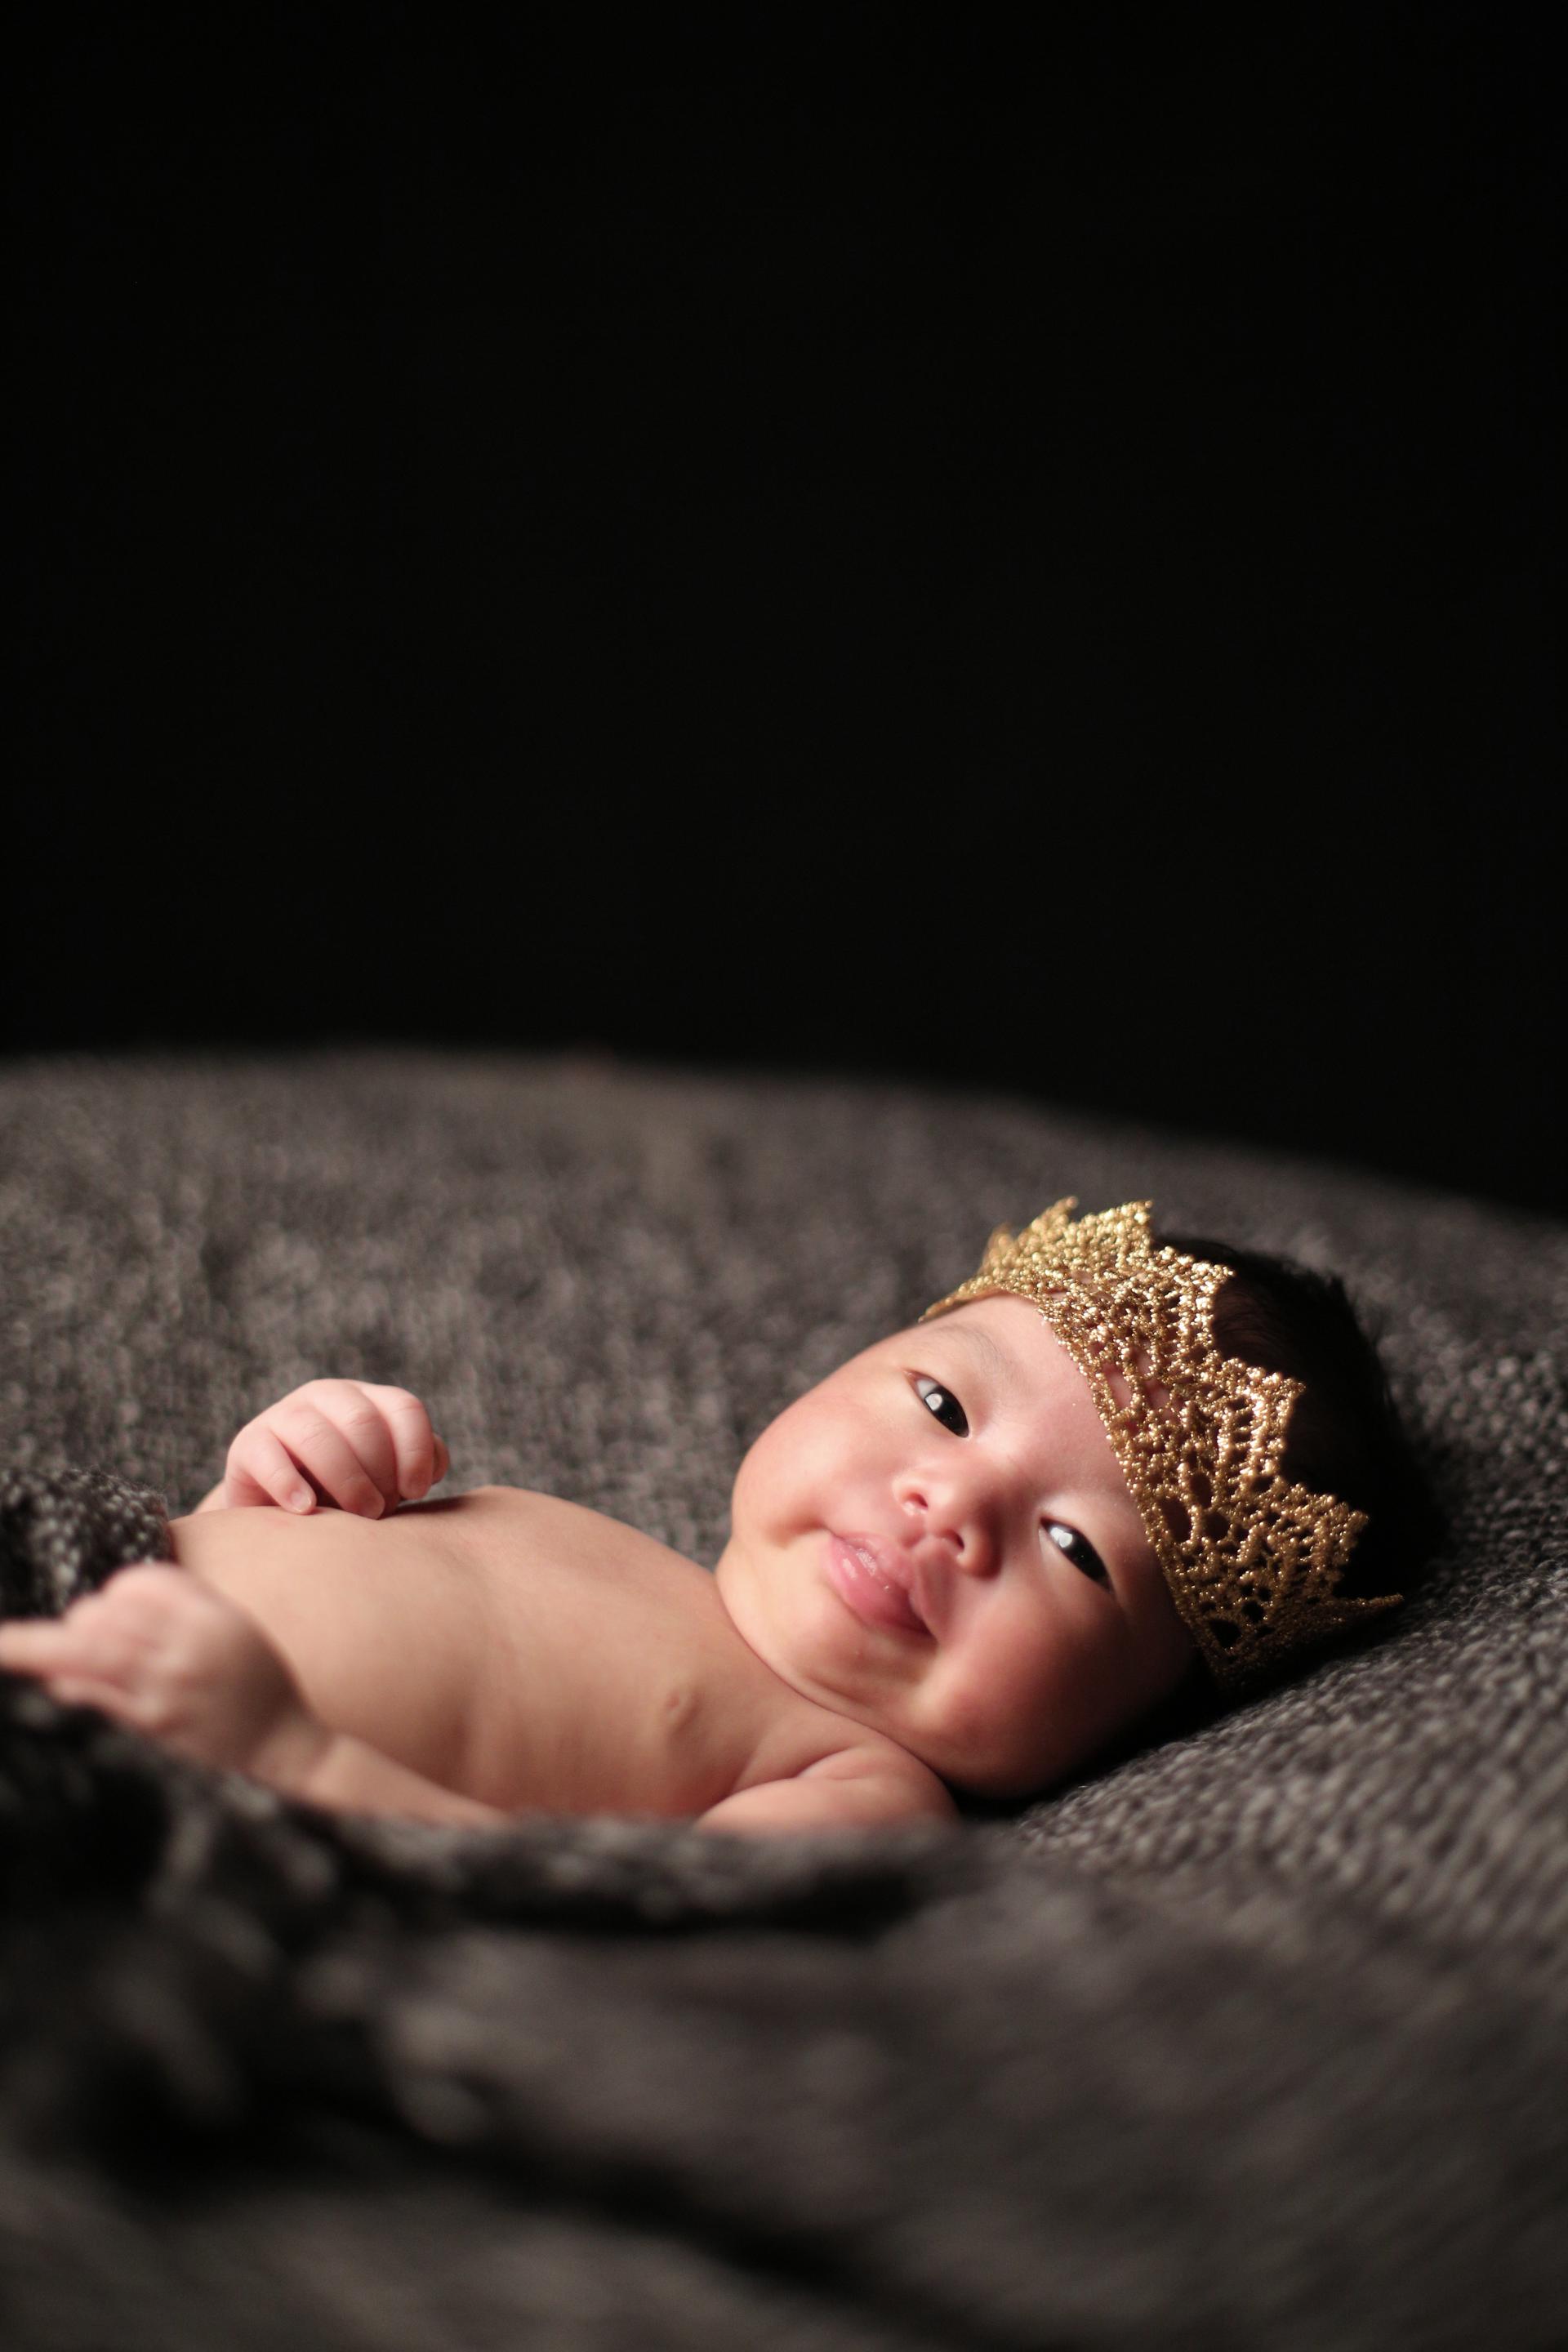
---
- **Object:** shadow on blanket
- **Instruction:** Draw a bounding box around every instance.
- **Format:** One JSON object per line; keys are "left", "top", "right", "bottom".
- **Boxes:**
{"left": 1, "top": 1051, "right": 1564, "bottom": 2352}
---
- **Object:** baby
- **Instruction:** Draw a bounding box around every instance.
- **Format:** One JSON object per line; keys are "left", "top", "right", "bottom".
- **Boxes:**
{"left": 0, "top": 1201, "right": 1435, "bottom": 1838}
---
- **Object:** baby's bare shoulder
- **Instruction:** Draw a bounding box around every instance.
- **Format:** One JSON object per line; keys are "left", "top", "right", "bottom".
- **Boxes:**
{"left": 695, "top": 1740, "right": 960, "bottom": 1835}
{"left": 798, "top": 1740, "right": 953, "bottom": 1788}
{"left": 797, "top": 1740, "right": 959, "bottom": 1815}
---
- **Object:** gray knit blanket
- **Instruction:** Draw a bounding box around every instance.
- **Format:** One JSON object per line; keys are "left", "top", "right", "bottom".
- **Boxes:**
{"left": 2, "top": 1052, "right": 1564, "bottom": 2351}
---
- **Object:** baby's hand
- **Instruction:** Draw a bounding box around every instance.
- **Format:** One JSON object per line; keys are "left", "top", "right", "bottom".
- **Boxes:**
{"left": 221, "top": 1379, "right": 450, "bottom": 1517}
{"left": 0, "top": 1564, "right": 327, "bottom": 1784}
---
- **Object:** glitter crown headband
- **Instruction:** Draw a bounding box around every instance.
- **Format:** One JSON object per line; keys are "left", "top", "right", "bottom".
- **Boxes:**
{"left": 920, "top": 1199, "right": 1401, "bottom": 1690}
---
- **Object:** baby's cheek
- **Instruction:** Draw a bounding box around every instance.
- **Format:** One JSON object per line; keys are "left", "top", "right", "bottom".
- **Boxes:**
{"left": 733, "top": 1397, "right": 832, "bottom": 1524}
{"left": 959, "top": 1634, "right": 1075, "bottom": 1785}
{"left": 919, "top": 1659, "right": 1011, "bottom": 1770}
{"left": 728, "top": 1429, "right": 776, "bottom": 1526}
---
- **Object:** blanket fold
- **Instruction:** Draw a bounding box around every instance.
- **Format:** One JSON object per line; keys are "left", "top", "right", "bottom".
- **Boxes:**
{"left": 1, "top": 1467, "right": 174, "bottom": 1619}
{"left": 2, "top": 1452, "right": 1564, "bottom": 2352}
{"left": 1, "top": 1462, "right": 986, "bottom": 2165}
{"left": 2, "top": 1052, "right": 1565, "bottom": 2352}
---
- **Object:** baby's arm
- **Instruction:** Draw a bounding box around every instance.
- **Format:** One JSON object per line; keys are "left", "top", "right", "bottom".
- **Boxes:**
{"left": 0, "top": 1565, "right": 510, "bottom": 1826}
{"left": 192, "top": 1380, "right": 450, "bottom": 1517}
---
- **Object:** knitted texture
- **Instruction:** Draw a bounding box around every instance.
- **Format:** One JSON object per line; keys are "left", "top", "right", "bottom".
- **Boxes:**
{"left": 0, "top": 1468, "right": 171, "bottom": 1619}
{"left": 1, "top": 1049, "right": 1564, "bottom": 2352}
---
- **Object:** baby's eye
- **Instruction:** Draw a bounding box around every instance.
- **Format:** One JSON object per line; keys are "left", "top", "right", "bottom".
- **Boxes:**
{"left": 914, "top": 1376, "right": 969, "bottom": 1437}
{"left": 1045, "top": 1522, "right": 1111, "bottom": 1587}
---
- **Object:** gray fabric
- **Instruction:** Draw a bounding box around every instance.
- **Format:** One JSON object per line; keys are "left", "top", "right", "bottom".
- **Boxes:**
{"left": 0, "top": 1049, "right": 1563, "bottom": 2351}
{"left": 0, "top": 1468, "right": 172, "bottom": 1619}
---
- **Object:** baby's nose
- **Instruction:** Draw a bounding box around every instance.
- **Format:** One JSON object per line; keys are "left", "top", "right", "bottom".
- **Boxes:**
{"left": 905, "top": 1509, "right": 991, "bottom": 1579}
{"left": 897, "top": 1475, "right": 997, "bottom": 1573}
{"left": 938, "top": 1530, "right": 995, "bottom": 1579}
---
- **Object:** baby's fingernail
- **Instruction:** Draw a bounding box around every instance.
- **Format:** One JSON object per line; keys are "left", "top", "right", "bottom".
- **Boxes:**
{"left": 288, "top": 1487, "right": 313, "bottom": 1512}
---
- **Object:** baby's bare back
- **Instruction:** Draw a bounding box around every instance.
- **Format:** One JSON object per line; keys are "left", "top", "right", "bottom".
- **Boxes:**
{"left": 167, "top": 1486, "right": 862, "bottom": 1817}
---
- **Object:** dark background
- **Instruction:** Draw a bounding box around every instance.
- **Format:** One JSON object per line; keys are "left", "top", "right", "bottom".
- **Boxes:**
{"left": 11, "top": 6, "right": 1561, "bottom": 1216}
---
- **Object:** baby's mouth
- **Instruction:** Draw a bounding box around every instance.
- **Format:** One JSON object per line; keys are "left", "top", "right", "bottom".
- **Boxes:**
{"left": 825, "top": 1534, "right": 932, "bottom": 1637}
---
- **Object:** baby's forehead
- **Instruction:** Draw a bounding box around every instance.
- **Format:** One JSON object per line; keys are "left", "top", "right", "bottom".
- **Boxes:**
{"left": 884, "top": 1295, "right": 1088, "bottom": 1395}
{"left": 896, "top": 1294, "right": 1171, "bottom": 1410}
{"left": 897, "top": 1291, "right": 1055, "bottom": 1349}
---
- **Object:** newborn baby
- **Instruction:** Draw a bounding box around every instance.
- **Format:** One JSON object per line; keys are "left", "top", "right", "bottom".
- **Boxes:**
{"left": 0, "top": 1201, "right": 1432, "bottom": 1838}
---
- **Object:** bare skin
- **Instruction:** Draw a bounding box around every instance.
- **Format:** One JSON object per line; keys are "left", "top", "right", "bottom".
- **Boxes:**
{"left": 167, "top": 1486, "right": 935, "bottom": 1826}
{"left": 0, "top": 1304, "right": 1200, "bottom": 1836}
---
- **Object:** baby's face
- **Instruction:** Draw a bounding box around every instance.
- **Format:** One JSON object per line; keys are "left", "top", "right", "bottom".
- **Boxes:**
{"left": 714, "top": 1294, "right": 1198, "bottom": 1798}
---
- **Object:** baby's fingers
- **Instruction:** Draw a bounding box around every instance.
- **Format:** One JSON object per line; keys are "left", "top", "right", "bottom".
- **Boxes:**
{"left": 0, "top": 1601, "right": 144, "bottom": 1699}
{"left": 0, "top": 1617, "right": 74, "bottom": 1673}
{"left": 229, "top": 1396, "right": 388, "bottom": 1518}
{"left": 224, "top": 1382, "right": 448, "bottom": 1517}
{"left": 223, "top": 1424, "right": 323, "bottom": 1514}
{"left": 2, "top": 1649, "right": 151, "bottom": 1727}
{"left": 356, "top": 1384, "right": 448, "bottom": 1503}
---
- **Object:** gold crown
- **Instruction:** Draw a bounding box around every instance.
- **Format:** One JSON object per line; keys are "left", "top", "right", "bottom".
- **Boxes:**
{"left": 920, "top": 1199, "right": 1401, "bottom": 1691}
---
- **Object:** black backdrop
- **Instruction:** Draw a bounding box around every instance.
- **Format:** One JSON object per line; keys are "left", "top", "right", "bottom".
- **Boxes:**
{"left": 11, "top": 7, "right": 1561, "bottom": 1217}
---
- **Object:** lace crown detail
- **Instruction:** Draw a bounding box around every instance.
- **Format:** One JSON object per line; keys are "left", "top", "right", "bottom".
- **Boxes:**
{"left": 920, "top": 1198, "right": 1401, "bottom": 1690}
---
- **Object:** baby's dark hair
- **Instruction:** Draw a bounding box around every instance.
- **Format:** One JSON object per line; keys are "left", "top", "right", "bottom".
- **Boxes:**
{"left": 1158, "top": 1229, "right": 1446, "bottom": 1609}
